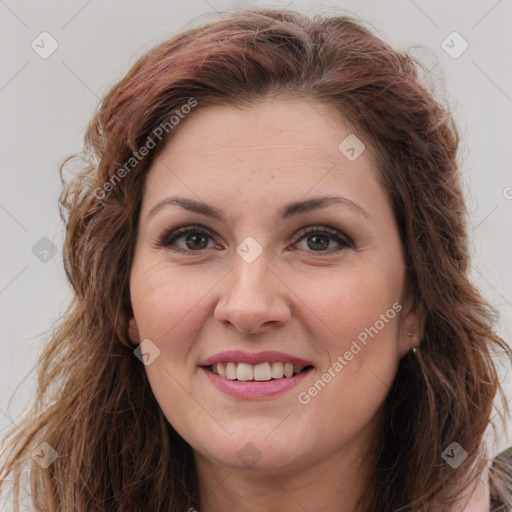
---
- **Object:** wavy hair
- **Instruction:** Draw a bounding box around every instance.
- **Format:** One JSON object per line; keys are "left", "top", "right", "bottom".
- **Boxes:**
{"left": 1, "top": 8, "right": 511, "bottom": 511}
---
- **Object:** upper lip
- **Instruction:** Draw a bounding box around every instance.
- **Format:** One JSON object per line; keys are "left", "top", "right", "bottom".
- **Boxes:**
{"left": 199, "top": 350, "right": 314, "bottom": 367}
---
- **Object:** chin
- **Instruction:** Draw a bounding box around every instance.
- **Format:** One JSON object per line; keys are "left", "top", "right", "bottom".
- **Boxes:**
{"left": 194, "top": 428, "right": 310, "bottom": 473}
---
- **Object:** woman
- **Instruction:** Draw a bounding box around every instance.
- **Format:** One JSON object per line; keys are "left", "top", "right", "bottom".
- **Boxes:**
{"left": 1, "top": 8, "right": 511, "bottom": 512}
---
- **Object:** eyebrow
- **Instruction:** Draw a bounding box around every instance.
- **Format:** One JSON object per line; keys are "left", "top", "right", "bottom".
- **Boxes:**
{"left": 146, "top": 195, "right": 370, "bottom": 222}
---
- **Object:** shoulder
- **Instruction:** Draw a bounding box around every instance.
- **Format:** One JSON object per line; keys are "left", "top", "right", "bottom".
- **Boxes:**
{"left": 490, "top": 446, "right": 512, "bottom": 512}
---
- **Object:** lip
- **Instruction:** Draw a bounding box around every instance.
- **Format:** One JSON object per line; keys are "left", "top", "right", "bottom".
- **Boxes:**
{"left": 199, "top": 350, "right": 314, "bottom": 367}
{"left": 200, "top": 366, "right": 314, "bottom": 399}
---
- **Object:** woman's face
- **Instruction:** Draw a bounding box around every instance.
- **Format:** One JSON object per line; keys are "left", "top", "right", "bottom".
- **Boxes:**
{"left": 129, "top": 98, "right": 418, "bottom": 474}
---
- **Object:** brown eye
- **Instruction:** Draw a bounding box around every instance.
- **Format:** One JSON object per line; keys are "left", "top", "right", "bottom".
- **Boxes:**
{"left": 293, "top": 226, "right": 353, "bottom": 253}
{"left": 181, "top": 232, "right": 210, "bottom": 250}
{"left": 156, "top": 224, "right": 352, "bottom": 255}
{"left": 157, "top": 225, "right": 216, "bottom": 252}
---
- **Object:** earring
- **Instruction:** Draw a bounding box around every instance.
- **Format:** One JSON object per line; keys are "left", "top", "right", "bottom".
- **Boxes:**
{"left": 408, "top": 332, "right": 417, "bottom": 354}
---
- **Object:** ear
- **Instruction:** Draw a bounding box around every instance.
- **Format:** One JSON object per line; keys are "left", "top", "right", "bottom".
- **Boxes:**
{"left": 128, "top": 317, "right": 141, "bottom": 345}
{"left": 398, "top": 298, "right": 421, "bottom": 358}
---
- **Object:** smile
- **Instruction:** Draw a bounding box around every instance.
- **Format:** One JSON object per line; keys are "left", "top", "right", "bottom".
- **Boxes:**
{"left": 199, "top": 350, "right": 315, "bottom": 399}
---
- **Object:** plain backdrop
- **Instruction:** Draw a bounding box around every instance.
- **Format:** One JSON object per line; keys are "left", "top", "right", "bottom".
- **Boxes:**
{"left": 1, "top": 0, "right": 511, "bottom": 456}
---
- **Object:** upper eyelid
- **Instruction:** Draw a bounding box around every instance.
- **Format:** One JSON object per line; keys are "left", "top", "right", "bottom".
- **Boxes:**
{"left": 163, "top": 224, "right": 343, "bottom": 239}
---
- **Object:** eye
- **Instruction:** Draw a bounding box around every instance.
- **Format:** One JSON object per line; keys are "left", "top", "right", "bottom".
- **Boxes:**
{"left": 156, "top": 223, "right": 353, "bottom": 255}
{"left": 292, "top": 226, "right": 353, "bottom": 253}
{"left": 156, "top": 224, "right": 218, "bottom": 252}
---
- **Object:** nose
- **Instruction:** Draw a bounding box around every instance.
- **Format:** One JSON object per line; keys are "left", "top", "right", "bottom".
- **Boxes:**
{"left": 213, "top": 253, "right": 292, "bottom": 335}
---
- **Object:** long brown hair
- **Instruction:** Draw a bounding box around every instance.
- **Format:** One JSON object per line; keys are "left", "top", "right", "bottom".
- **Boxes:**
{"left": 1, "top": 8, "right": 511, "bottom": 511}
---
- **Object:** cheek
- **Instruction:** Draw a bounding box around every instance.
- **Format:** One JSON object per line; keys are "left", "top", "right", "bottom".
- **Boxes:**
{"left": 131, "top": 258, "right": 206, "bottom": 336}
{"left": 294, "top": 270, "right": 402, "bottom": 442}
{"left": 130, "top": 262, "right": 211, "bottom": 432}
{"left": 301, "top": 264, "right": 402, "bottom": 353}
{"left": 294, "top": 262, "right": 403, "bottom": 414}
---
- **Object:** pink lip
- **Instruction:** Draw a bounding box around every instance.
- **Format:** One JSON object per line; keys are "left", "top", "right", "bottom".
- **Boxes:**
{"left": 201, "top": 366, "right": 314, "bottom": 399}
{"left": 199, "top": 350, "right": 314, "bottom": 367}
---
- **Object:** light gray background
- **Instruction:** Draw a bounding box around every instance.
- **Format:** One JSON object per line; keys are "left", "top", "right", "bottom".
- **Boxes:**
{"left": 1, "top": 0, "right": 511, "bottom": 454}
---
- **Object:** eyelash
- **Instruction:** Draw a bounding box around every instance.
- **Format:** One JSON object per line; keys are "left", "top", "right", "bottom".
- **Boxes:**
{"left": 155, "top": 223, "right": 353, "bottom": 255}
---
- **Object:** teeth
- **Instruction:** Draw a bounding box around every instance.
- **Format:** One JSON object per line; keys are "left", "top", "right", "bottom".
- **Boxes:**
{"left": 210, "top": 361, "right": 308, "bottom": 381}
{"left": 253, "top": 362, "right": 271, "bottom": 381}
{"left": 225, "top": 362, "right": 237, "bottom": 380}
{"left": 271, "top": 362, "right": 284, "bottom": 379}
{"left": 236, "top": 363, "right": 253, "bottom": 381}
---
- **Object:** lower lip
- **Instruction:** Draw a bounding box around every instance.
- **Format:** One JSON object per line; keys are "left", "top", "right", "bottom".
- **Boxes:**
{"left": 200, "top": 366, "right": 314, "bottom": 399}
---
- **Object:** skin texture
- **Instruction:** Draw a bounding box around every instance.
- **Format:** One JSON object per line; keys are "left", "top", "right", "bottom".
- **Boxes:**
{"left": 128, "top": 98, "right": 422, "bottom": 512}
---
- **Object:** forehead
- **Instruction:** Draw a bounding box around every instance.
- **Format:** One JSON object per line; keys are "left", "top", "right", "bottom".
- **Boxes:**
{"left": 155, "top": 98, "right": 366, "bottom": 160}
{"left": 142, "top": 99, "right": 383, "bottom": 206}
